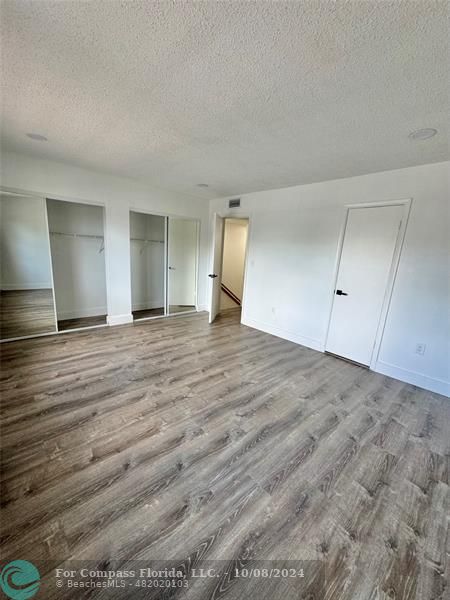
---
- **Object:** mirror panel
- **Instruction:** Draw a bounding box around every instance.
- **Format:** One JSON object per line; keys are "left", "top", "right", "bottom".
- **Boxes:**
{"left": 130, "top": 211, "right": 166, "bottom": 320}
{"left": 168, "top": 218, "right": 198, "bottom": 315}
{"left": 47, "top": 199, "right": 107, "bottom": 331}
{"left": 0, "top": 193, "right": 57, "bottom": 340}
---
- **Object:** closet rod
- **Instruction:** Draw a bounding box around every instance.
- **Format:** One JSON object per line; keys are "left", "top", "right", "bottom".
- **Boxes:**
{"left": 130, "top": 237, "right": 164, "bottom": 243}
{"left": 50, "top": 232, "right": 104, "bottom": 240}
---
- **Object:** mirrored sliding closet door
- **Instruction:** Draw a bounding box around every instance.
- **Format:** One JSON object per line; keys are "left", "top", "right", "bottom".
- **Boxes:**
{"left": 47, "top": 199, "right": 107, "bottom": 331}
{"left": 130, "top": 212, "right": 199, "bottom": 321}
{"left": 0, "top": 192, "right": 57, "bottom": 340}
{"left": 130, "top": 211, "right": 166, "bottom": 321}
{"left": 167, "top": 218, "right": 198, "bottom": 315}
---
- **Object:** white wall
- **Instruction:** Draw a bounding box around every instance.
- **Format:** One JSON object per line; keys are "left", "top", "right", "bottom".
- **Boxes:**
{"left": 130, "top": 211, "right": 165, "bottom": 311}
{"left": 47, "top": 199, "right": 107, "bottom": 319}
{"left": 220, "top": 218, "right": 248, "bottom": 309}
{"left": 1, "top": 151, "right": 209, "bottom": 325}
{"left": 0, "top": 193, "right": 53, "bottom": 289}
{"left": 210, "top": 161, "right": 450, "bottom": 396}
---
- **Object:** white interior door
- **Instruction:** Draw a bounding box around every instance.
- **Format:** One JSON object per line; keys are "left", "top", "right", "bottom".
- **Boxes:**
{"left": 326, "top": 204, "right": 403, "bottom": 365}
{"left": 208, "top": 214, "right": 224, "bottom": 323}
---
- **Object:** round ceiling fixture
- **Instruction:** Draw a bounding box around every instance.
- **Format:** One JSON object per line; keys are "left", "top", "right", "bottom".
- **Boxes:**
{"left": 196, "top": 183, "right": 209, "bottom": 188}
{"left": 26, "top": 133, "right": 48, "bottom": 141}
{"left": 408, "top": 128, "right": 437, "bottom": 141}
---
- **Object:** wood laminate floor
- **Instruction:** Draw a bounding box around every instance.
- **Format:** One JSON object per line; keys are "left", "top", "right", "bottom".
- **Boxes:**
{"left": 0, "top": 310, "right": 448, "bottom": 599}
{"left": 0, "top": 289, "right": 57, "bottom": 340}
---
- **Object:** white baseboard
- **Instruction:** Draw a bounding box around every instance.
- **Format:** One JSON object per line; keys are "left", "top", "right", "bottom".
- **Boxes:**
{"left": 57, "top": 306, "right": 107, "bottom": 320}
{"left": 375, "top": 360, "right": 449, "bottom": 397}
{"left": 107, "top": 313, "right": 133, "bottom": 326}
{"left": 1, "top": 283, "right": 52, "bottom": 290}
{"left": 241, "top": 315, "right": 324, "bottom": 353}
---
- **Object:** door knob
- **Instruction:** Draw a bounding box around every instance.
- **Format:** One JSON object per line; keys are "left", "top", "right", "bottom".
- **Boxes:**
{"left": 335, "top": 289, "right": 348, "bottom": 296}
{"left": 208, "top": 274, "right": 218, "bottom": 278}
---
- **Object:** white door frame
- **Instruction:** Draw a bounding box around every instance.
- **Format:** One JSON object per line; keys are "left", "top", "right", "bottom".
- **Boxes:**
{"left": 324, "top": 198, "right": 412, "bottom": 370}
{"left": 208, "top": 212, "right": 251, "bottom": 322}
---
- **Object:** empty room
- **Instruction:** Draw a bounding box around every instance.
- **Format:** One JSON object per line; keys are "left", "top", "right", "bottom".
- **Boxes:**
{"left": 0, "top": 1, "right": 449, "bottom": 599}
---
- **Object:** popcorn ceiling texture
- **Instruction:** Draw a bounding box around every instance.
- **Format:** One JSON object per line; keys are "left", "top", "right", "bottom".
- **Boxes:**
{"left": 1, "top": 0, "right": 448, "bottom": 199}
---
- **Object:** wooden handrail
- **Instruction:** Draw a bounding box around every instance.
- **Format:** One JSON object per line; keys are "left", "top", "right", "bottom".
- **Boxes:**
{"left": 221, "top": 283, "right": 241, "bottom": 306}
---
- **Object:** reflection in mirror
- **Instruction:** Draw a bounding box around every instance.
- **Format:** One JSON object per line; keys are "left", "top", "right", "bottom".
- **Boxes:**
{"left": 130, "top": 211, "right": 166, "bottom": 320}
{"left": 168, "top": 218, "right": 198, "bottom": 315}
{"left": 47, "top": 199, "right": 107, "bottom": 331}
{"left": 0, "top": 193, "right": 57, "bottom": 340}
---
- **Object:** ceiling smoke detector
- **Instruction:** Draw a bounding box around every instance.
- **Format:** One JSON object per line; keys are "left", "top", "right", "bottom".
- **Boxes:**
{"left": 26, "top": 133, "right": 48, "bottom": 141}
{"left": 408, "top": 128, "right": 437, "bottom": 141}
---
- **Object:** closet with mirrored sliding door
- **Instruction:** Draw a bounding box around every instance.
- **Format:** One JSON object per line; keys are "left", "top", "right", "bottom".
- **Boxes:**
{"left": 130, "top": 211, "right": 166, "bottom": 320}
{"left": 130, "top": 211, "right": 199, "bottom": 321}
{"left": 47, "top": 199, "right": 108, "bottom": 331}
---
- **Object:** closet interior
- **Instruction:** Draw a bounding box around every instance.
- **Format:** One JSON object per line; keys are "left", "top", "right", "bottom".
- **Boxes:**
{"left": 47, "top": 199, "right": 107, "bottom": 331}
{"left": 130, "top": 211, "right": 199, "bottom": 320}
{"left": 0, "top": 192, "right": 57, "bottom": 340}
{"left": 130, "top": 211, "right": 166, "bottom": 319}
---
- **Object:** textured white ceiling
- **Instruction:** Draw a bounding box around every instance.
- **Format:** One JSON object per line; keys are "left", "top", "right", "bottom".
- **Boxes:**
{"left": 1, "top": 1, "right": 448, "bottom": 199}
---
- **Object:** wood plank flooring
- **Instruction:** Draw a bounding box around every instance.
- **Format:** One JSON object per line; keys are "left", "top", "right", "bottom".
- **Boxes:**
{"left": 0, "top": 289, "right": 56, "bottom": 340}
{"left": 0, "top": 309, "right": 448, "bottom": 599}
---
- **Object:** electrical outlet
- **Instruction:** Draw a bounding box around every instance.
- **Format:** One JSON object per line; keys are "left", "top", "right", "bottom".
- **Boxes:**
{"left": 415, "top": 343, "right": 426, "bottom": 355}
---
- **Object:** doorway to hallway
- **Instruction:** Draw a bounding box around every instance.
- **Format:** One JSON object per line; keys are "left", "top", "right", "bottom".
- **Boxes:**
{"left": 209, "top": 216, "right": 249, "bottom": 324}
{"left": 220, "top": 218, "right": 248, "bottom": 312}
